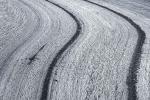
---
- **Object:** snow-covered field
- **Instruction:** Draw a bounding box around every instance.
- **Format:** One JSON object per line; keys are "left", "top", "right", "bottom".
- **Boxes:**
{"left": 0, "top": 0, "right": 150, "bottom": 100}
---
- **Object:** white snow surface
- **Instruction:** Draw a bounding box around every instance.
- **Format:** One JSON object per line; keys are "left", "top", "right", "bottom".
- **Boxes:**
{"left": 0, "top": 0, "right": 149, "bottom": 100}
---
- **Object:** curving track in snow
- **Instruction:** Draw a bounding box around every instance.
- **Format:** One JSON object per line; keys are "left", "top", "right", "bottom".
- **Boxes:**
{"left": 83, "top": 1, "right": 146, "bottom": 100}
{"left": 0, "top": 0, "right": 77, "bottom": 99}
{"left": 0, "top": 0, "right": 150, "bottom": 100}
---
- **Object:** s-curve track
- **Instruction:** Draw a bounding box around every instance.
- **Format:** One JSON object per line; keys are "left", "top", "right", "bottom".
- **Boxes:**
{"left": 0, "top": 0, "right": 150, "bottom": 100}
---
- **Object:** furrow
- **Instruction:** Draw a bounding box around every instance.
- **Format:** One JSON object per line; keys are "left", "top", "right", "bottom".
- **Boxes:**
{"left": 40, "top": 1, "right": 82, "bottom": 100}
{"left": 84, "top": 0, "right": 146, "bottom": 100}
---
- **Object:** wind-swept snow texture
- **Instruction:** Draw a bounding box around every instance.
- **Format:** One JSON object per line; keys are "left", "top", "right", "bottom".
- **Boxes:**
{"left": 0, "top": 0, "right": 150, "bottom": 100}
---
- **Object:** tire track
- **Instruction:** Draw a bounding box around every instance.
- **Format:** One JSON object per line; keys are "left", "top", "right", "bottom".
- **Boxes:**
{"left": 83, "top": 0, "right": 146, "bottom": 100}
{"left": 40, "top": 1, "right": 82, "bottom": 100}
{"left": 0, "top": 0, "right": 77, "bottom": 99}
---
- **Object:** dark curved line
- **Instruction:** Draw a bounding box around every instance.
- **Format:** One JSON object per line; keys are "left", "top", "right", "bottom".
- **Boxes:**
{"left": 83, "top": 0, "right": 146, "bottom": 100}
{"left": 40, "top": 1, "right": 82, "bottom": 100}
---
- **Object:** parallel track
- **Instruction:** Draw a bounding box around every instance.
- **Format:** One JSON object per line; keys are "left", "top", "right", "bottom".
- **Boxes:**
{"left": 40, "top": 1, "right": 82, "bottom": 100}
{"left": 84, "top": 0, "right": 146, "bottom": 100}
